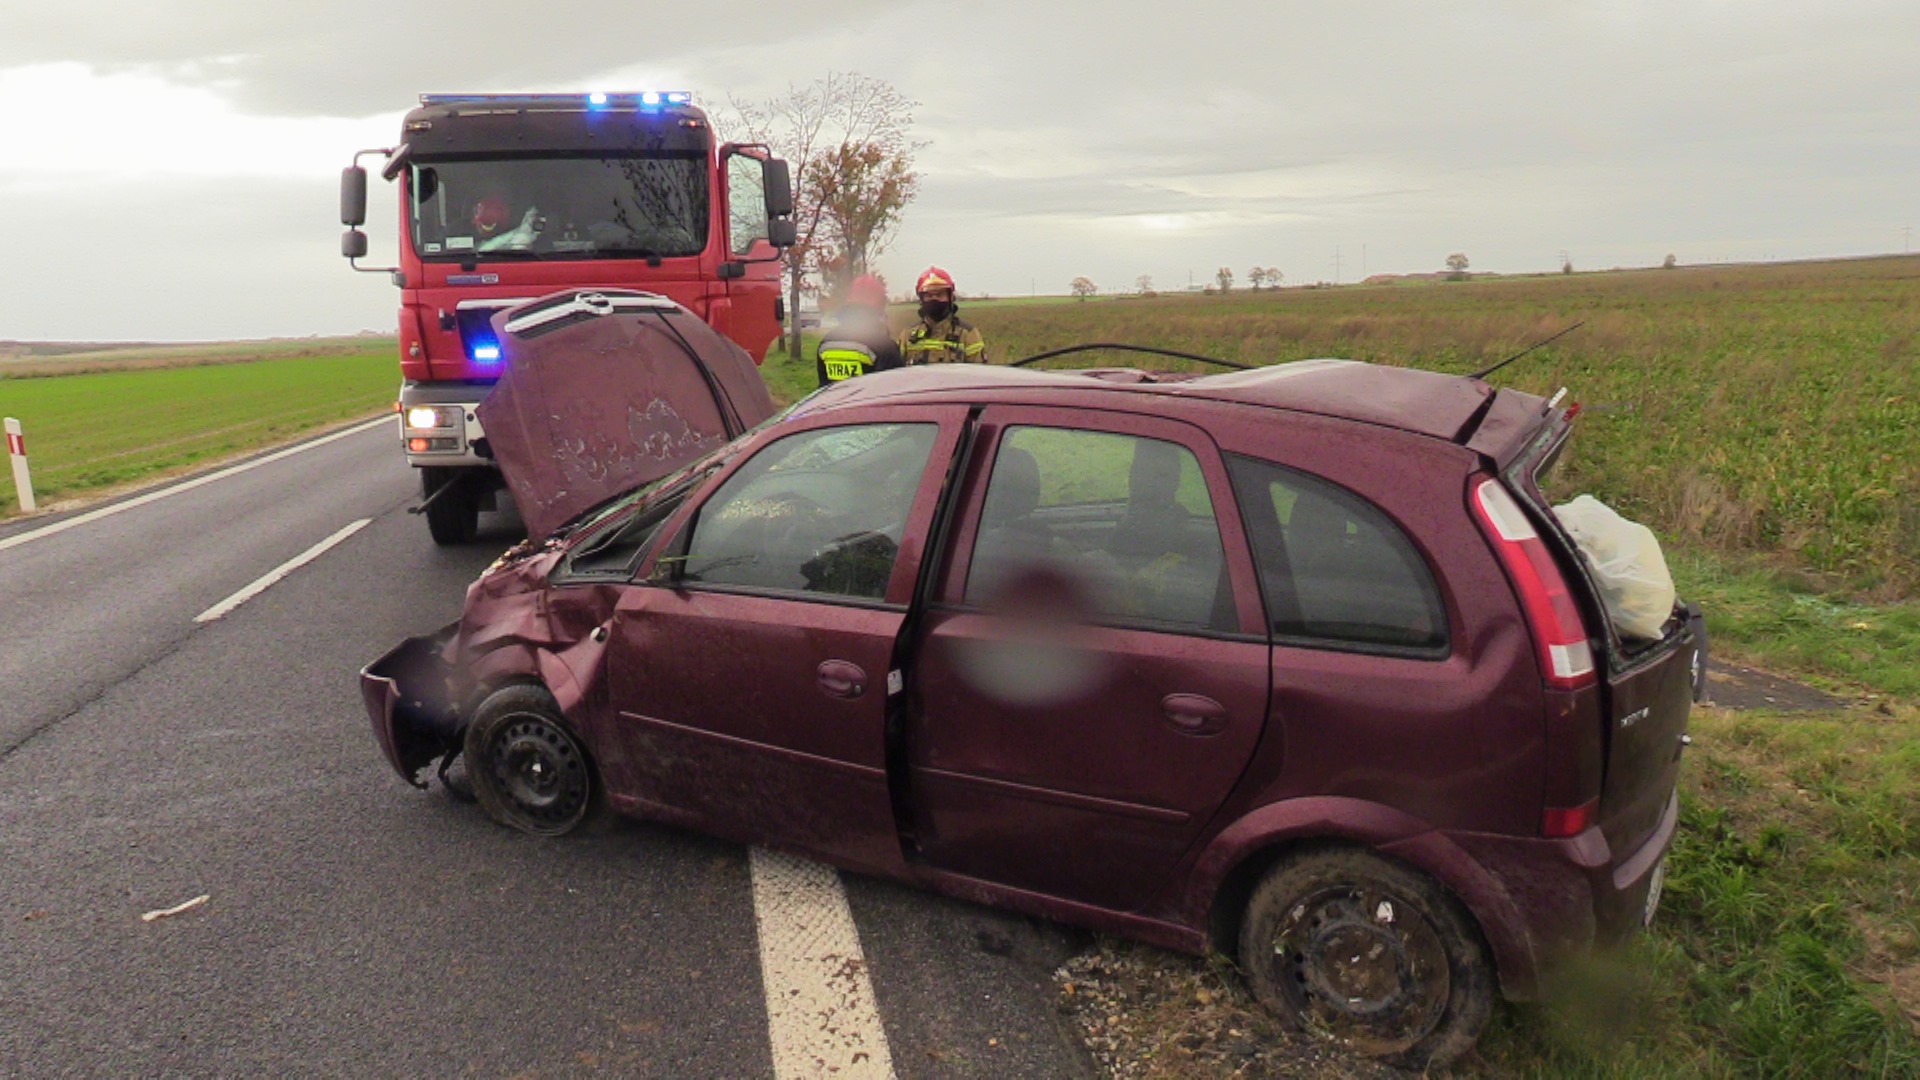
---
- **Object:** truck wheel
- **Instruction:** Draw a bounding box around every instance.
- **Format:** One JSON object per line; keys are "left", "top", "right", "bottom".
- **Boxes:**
{"left": 423, "top": 469, "right": 479, "bottom": 546}
{"left": 464, "top": 685, "right": 603, "bottom": 837}
{"left": 1238, "top": 848, "right": 1493, "bottom": 1071}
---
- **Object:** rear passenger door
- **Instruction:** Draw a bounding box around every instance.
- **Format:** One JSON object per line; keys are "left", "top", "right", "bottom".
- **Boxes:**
{"left": 906, "top": 407, "right": 1271, "bottom": 913}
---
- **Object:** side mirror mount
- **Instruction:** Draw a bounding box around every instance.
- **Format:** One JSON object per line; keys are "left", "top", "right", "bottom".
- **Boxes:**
{"left": 344, "top": 147, "right": 402, "bottom": 278}
{"left": 645, "top": 555, "right": 687, "bottom": 587}
{"left": 341, "top": 166, "right": 368, "bottom": 226}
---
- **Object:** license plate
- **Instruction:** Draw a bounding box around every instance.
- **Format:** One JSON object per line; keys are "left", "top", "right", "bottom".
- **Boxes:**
{"left": 1643, "top": 858, "right": 1668, "bottom": 928}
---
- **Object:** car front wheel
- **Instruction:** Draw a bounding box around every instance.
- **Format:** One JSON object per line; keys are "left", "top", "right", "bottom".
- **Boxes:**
{"left": 464, "top": 684, "right": 602, "bottom": 837}
{"left": 1238, "top": 848, "right": 1493, "bottom": 1071}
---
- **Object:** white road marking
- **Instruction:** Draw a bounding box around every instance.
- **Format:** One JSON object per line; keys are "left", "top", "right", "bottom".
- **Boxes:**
{"left": 0, "top": 415, "right": 391, "bottom": 555}
{"left": 750, "top": 848, "right": 897, "bottom": 1079}
{"left": 193, "top": 518, "right": 371, "bottom": 624}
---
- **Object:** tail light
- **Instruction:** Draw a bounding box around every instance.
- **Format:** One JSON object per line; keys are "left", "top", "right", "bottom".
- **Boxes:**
{"left": 1541, "top": 798, "right": 1597, "bottom": 838}
{"left": 1472, "top": 479, "right": 1596, "bottom": 690}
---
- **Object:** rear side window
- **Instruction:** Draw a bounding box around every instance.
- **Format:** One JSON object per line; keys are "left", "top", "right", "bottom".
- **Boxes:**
{"left": 1227, "top": 455, "right": 1447, "bottom": 654}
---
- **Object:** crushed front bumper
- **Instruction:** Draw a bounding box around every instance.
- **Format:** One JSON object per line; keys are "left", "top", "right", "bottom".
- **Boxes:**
{"left": 359, "top": 624, "right": 464, "bottom": 788}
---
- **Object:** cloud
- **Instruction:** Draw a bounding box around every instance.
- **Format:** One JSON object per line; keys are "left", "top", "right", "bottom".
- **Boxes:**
{"left": 1, "top": 0, "right": 1916, "bottom": 337}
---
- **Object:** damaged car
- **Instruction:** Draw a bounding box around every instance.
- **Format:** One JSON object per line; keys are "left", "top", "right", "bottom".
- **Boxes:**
{"left": 361, "top": 310, "right": 1701, "bottom": 1070}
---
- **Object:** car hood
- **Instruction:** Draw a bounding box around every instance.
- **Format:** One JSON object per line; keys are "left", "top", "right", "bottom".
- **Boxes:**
{"left": 475, "top": 289, "right": 778, "bottom": 541}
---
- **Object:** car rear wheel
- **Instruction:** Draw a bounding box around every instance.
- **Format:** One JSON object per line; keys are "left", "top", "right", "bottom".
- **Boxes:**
{"left": 465, "top": 684, "right": 602, "bottom": 836}
{"left": 1238, "top": 848, "right": 1493, "bottom": 1071}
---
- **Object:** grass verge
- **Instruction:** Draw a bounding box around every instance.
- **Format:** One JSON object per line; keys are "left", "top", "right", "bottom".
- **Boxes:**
{"left": 0, "top": 347, "right": 397, "bottom": 518}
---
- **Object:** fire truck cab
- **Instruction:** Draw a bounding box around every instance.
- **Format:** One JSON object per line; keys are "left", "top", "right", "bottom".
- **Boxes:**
{"left": 340, "top": 92, "right": 794, "bottom": 544}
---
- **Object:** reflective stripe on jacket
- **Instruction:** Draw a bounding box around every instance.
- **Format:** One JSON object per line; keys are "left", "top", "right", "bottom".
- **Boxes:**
{"left": 819, "top": 342, "right": 877, "bottom": 382}
{"left": 899, "top": 317, "right": 986, "bottom": 364}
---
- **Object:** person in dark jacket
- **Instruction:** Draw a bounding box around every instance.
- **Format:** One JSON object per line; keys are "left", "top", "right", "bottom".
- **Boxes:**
{"left": 898, "top": 266, "right": 987, "bottom": 364}
{"left": 816, "top": 274, "right": 904, "bottom": 388}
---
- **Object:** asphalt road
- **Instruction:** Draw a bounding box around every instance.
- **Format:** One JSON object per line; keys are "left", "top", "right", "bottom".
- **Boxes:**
{"left": 0, "top": 422, "right": 1092, "bottom": 1079}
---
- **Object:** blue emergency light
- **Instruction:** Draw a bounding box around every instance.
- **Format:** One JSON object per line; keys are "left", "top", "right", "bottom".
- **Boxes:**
{"left": 471, "top": 342, "right": 501, "bottom": 363}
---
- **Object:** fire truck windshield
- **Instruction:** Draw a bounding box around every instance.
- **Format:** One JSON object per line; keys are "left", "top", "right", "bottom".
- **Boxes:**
{"left": 409, "top": 155, "right": 710, "bottom": 261}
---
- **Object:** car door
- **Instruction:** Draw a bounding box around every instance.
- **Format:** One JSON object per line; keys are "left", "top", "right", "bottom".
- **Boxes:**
{"left": 906, "top": 406, "right": 1272, "bottom": 913}
{"left": 607, "top": 405, "right": 970, "bottom": 875}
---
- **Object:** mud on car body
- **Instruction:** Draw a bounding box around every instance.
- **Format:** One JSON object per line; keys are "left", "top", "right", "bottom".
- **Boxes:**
{"left": 362, "top": 339, "right": 1700, "bottom": 1070}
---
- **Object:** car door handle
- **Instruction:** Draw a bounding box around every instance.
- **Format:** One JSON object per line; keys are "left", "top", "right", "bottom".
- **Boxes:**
{"left": 1162, "top": 694, "right": 1227, "bottom": 735}
{"left": 817, "top": 660, "right": 868, "bottom": 700}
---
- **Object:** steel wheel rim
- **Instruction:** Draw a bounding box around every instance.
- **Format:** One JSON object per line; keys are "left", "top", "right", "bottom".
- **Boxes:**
{"left": 488, "top": 713, "right": 590, "bottom": 833}
{"left": 1269, "top": 884, "right": 1451, "bottom": 1055}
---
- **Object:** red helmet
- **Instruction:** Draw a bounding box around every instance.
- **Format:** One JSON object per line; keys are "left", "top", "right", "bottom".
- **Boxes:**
{"left": 915, "top": 266, "right": 955, "bottom": 296}
{"left": 471, "top": 195, "right": 511, "bottom": 233}
{"left": 847, "top": 274, "right": 887, "bottom": 307}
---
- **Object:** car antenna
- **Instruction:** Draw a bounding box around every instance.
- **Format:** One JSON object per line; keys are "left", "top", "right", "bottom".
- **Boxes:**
{"left": 1470, "top": 321, "right": 1585, "bottom": 381}
{"left": 1010, "top": 342, "right": 1252, "bottom": 370}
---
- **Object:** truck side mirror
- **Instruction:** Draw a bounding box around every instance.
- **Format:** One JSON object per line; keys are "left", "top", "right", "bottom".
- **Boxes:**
{"left": 761, "top": 158, "right": 794, "bottom": 219}
{"left": 342, "top": 229, "right": 369, "bottom": 258}
{"left": 341, "top": 166, "right": 368, "bottom": 227}
{"left": 767, "top": 218, "right": 797, "bottom": 248}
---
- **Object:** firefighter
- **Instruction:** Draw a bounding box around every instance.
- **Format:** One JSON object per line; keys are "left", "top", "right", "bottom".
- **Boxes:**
{"left": 898, "top": 266, "right": 987, "bottom": 364}
{"left": 815, "top": 275, "right": 903, "bottom": 388}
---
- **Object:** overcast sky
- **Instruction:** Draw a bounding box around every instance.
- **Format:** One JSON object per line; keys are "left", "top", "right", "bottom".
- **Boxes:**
{"left": 2, "top": 1, "right": 1915, "bottom": 341}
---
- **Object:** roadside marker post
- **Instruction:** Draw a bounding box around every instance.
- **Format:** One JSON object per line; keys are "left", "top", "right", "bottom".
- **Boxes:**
{"left": 4, "top": 417, "right": 34, "bottom": 512}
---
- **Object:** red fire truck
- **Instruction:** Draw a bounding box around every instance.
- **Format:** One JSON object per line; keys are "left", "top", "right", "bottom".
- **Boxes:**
{"left": 340, "top": 92, "right": 795, "bottom": 544}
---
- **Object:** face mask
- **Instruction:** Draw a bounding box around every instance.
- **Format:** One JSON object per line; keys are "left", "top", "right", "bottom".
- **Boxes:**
{"left": 919, "top": 299, "right": 955, "bottom": 323}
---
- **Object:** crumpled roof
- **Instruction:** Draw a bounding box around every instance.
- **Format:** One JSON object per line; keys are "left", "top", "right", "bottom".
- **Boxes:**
{"left": 475, "top": 289, "right": 777, "bottom": 541}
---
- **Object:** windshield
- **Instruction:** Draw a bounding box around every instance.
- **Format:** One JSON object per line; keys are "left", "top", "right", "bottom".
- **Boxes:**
{"left": 556, "top": 400, "right": 804, "bottom": 541}
{"left": 409, "top": 155, "right": 710, "bottom": 260}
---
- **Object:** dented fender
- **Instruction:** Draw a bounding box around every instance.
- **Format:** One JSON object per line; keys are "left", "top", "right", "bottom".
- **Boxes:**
{"left": 359, "top": 624, "right": 463, "bottom": 787}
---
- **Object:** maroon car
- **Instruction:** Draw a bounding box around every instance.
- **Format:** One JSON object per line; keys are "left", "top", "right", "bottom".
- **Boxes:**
{"left": 362, "top": 313, "right": 1698, "bottom": 1069}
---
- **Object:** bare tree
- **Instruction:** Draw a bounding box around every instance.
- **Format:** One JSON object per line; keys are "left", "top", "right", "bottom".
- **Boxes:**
{"left": 1266, "top": 266, "right": 1283, "bottom": 289}
{"left": 1663, "top": 253, "right": 1678, "bottom": 269}
{"left": 1444, "top": 252, "right": 1470, "bottom": 279}
{"left": 1216, "top": 266, "right": 1234, "bottom": 293}
{"left": 1136, "top": 273, "right": 1154, "bottom": 296}
{"left": 1071, "top": 276, "right": 1098, "bottom": 299}
{"left": 721, "top": 73, "right": 923, "bottom": 357}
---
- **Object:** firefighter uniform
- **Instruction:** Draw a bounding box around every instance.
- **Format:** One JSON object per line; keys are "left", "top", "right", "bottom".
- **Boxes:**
{"left": 898, "top": 316, "right": 987, "bottom": 365}
{"left": 816, "top": 311, "right": 903, "bottom": 387}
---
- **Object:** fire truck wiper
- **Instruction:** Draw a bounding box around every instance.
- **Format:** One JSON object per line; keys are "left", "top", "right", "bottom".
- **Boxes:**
{"left": 603, "top": 247, "right": 667, "bottom": 267}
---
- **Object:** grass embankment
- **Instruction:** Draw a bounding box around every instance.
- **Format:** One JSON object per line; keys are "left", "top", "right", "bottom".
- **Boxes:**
{"left": 0, "top": 346, "right": 398, "bottom": 517}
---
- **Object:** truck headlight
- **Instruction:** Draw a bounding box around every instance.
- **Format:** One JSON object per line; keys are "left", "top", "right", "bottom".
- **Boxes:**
{"left": 406, "top": 406, "right": 459, "bottom": 430}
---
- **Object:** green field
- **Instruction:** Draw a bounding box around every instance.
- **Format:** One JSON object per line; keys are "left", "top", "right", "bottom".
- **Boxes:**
{"left": 0, "top": 346, "right": 396, "bottom": 516}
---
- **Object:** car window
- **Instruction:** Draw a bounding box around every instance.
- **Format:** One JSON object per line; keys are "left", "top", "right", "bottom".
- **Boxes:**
{"left": 965, "top": 426, "right": 1234, "bottom": 633}
{"left": 1227, "top": 455, "right": 1447, "bottom": 653}
{"left": 679, "top": 423, "right": 938, "bottom": 600}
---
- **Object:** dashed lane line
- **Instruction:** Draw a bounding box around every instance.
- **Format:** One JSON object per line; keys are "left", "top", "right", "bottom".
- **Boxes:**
{"left": 193, "top": 518, "right": 371, "bottom": 623}
{"left": 750, "top": 847, "right": 897, "bottom": 1079}
{"left": 0, "top": 415, "right": 391, "bottom": 555}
